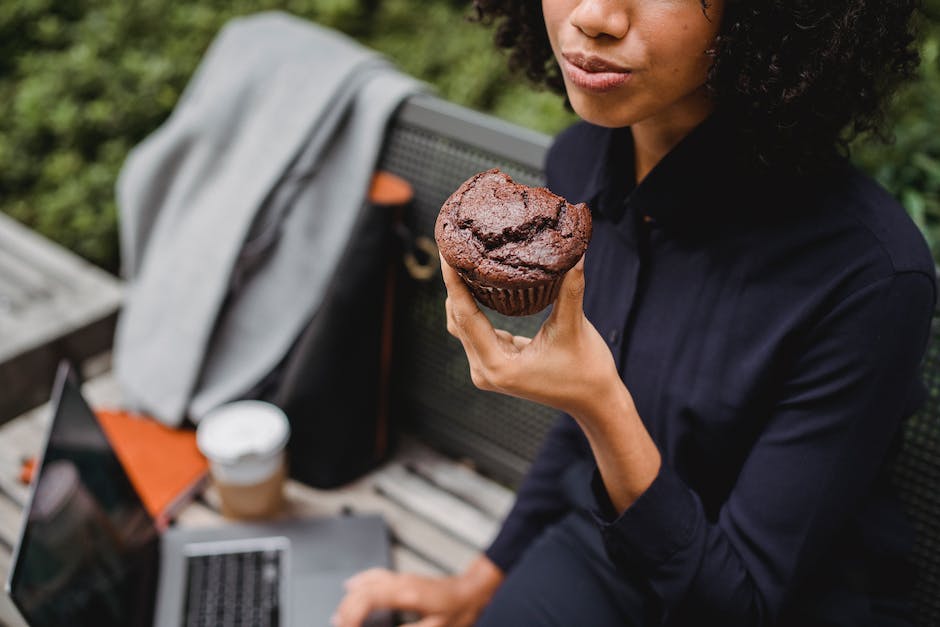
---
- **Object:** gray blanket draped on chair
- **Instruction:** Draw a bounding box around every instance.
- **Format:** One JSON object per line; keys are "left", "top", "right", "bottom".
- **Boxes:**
{"left": 113, "top": 12, "right": 427, "bottom": 426}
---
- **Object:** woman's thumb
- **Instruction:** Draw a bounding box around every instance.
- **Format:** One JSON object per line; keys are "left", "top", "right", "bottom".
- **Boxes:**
{"left": 550, "top": 256, "right": 586, "bottom": 327}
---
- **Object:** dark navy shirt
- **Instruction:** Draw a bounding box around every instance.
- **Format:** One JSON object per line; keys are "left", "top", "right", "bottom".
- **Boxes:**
{"left": 485, "top": 115, "right": 936, "bottom": 626}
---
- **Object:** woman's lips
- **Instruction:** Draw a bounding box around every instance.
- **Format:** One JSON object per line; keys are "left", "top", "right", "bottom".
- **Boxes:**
{"left": 561, "top": 52, "right": 633, "bottom": 93}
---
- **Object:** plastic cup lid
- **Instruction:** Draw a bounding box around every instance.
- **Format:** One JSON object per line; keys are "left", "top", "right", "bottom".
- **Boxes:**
{"left": 196, "top": 401, "right": 290, "bottom": 465}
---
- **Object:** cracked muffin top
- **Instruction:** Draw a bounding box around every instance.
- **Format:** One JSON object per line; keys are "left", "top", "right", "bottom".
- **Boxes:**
{"left": 434, "top": 169, "right": 592, "bottom": 289}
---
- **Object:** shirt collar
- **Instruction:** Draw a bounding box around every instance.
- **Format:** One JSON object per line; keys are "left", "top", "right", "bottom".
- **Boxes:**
{"left": 581, "top": 125, "right": 633, "bottom": 223}
{"left": 588, "top": 113, "right": 761, "bottom": 231}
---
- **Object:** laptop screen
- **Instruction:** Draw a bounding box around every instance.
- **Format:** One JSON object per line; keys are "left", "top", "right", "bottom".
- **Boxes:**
{"left": 8, "top": 365, "right": 160, "bottom": 626}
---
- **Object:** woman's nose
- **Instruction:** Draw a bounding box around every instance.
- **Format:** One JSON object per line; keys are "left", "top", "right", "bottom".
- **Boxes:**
{"left": 569, "top": 0, "right": 630, "bottom": 40}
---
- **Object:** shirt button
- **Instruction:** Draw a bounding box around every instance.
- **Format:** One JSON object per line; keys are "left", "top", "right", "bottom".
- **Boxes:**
{"left": 607, "top": 329, "right": 620, "bottom": 344}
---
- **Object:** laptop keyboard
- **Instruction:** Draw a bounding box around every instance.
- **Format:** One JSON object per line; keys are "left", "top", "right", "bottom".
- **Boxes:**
{"left": 183, "top": 548, "right": 283, "bottom": 627}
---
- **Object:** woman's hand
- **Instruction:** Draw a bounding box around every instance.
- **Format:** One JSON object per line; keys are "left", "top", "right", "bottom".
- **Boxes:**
{"left": 331, "top": 555, "right": 503, "bottom": 627}
{"left": 444, "top": 255, "right": 661, "bottom": 512}
{"left": 442, "top": 255, "right": 621, "bottom": 420}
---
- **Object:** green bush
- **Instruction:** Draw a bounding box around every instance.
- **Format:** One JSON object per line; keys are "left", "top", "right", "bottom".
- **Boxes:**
{"left": 1, "top": 0, "right": 936, "bottom": 272}
{"left": 851, "top": 1, "right": 940, "bottom": 253}
{"left": 0, "top": 0, "right": 567, "bottom": 273}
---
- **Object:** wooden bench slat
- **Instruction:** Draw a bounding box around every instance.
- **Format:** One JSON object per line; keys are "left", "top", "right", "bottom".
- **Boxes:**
{"left": 0, "top": 450, "right": 30, "bottom": 511}
{"left": 0, "top": 215, "right": 122, "bottom": 423}
{"left": 0, "top": 214, "right": 110, "bottom": 292}
{"left": 173, "top": 500, "right": 225, "bottom": 528}
{"left": 0, "top": 493, "right": 24, "bottom": 551}
{"left": 373, "top": 465, "right": 500, "bottom": 551}
{"left": 0, "top": 245, "right": 55, "bottom": 301}
{"left": 392, "top": 545, "right": 446, "bottom": 577}
{"left": 0, "top": 543, "right": 28, "bottom": 627}
{"left": 400, "top": 440, "right": 515, "bottom": 521}
{"left": 0, "top": 410, "right": 48, "bottom": 509}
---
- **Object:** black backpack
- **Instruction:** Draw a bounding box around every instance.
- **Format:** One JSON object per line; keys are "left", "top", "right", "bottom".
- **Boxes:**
{"left": 260, "top": 172, "right": 435, "bottom": 488}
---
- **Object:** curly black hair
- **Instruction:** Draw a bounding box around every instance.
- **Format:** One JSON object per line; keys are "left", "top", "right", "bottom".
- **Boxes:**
{"left": 472, "top": 0, "right": 922, "bottom": 170}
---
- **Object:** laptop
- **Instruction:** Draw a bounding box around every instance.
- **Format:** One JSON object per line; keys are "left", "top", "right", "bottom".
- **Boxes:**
{"left": 5, "top": 362, "right": 393, "bottom": 627}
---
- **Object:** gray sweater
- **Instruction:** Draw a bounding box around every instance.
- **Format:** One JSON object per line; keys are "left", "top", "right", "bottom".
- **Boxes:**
{"left": 113, "top": 12, "right": 426, "bottom": 425}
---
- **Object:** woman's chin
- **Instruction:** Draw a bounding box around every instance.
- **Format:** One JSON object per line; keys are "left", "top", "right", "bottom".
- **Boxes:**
{"left": 569, "top": 97, "right": 645, "bottom": 129}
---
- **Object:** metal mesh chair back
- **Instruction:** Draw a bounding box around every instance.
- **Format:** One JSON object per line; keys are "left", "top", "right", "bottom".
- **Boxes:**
{"left": 892, "top": 304, "right": 940, "bottom": 626}
{"left": 378, "top": 96, "right": 557, "bottom": 486}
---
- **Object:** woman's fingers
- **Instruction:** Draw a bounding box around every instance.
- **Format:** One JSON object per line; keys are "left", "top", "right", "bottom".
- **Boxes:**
{"left": 440, "top": 256, "right": 501, "bottom": 363}
{"left": 333, "top": 570, "right": 429, "bottom": 627}
{"left": 403, "top": 616, "right": 446, "bottom": 627}
{"left": 332, "top": 569, "right": 386, "bottom": 627}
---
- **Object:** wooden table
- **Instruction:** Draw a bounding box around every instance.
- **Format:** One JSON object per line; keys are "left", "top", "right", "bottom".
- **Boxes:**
{"left": 0, "top": 213, "right": 121, "bottom": 423}
{"left": 0, "top": 359, "right": 514, "bottom": 626}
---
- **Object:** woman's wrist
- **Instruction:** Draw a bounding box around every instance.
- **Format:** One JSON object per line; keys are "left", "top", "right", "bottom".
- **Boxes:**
{"left": 455, "top": 555, "right": 504, "bottom": 606}
{"left": 569, "top": 368, "right": 635, "bottom": 431}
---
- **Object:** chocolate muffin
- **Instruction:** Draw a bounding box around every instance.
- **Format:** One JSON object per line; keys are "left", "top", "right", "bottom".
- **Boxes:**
{"left": 435, "top": 169, "right": 592, "bottom": 317}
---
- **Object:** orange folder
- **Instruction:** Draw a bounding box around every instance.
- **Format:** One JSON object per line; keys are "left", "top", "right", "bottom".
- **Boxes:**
{"left": 95, "top": 409, "right": 209, "bottom": 525}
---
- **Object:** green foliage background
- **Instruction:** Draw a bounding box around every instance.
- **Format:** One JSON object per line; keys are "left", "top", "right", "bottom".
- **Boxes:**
{"left": 1, "top": 0, "right": 938, "bottom": 273}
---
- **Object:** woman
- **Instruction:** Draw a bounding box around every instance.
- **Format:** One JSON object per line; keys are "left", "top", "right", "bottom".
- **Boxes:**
{"left": 334, "top": 1, "right": 933, "bottom": 625}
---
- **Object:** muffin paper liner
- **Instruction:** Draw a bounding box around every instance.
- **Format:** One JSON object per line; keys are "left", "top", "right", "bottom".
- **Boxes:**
{"left": 460, "top": 273, "right": 562, "bottom": 317}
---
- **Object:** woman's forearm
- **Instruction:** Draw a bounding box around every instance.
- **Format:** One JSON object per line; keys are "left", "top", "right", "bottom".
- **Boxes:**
{"left": 572, "top": 380, "right": 662, "bottom": 514}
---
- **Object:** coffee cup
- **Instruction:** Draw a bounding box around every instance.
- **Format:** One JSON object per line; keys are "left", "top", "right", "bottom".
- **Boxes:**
{"left": 196, "top": 401, "right": 290, "bottom": 519}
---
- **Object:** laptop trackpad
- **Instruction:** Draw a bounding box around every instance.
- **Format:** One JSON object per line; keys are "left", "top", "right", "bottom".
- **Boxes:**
{"left": 292, "top": 573, "right": 392, "bottom": 627}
